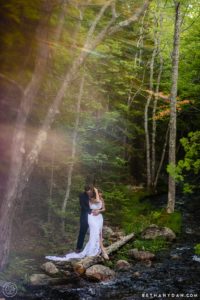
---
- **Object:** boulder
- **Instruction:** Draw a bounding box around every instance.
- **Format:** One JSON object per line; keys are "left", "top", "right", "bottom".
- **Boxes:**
{"left": 141, "top": 224, "right": 176, "bottom": 241}
{"left": 85, "top": 264, "right": 115, "bottom": 281}
{"left": 116, "top": 260, "right": 131, "bottom": 271}
{"left": 128, "top": 248, "right": 155, "bottom": 261}
{"left": 41, "top": 262, "right": 59, "bottom": 276}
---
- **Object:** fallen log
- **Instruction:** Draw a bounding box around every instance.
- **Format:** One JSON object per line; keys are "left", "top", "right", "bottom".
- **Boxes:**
{"left": 106, "top": 232, "right": 135, "bottom": 254}
{"left": 73, "top": 232, "right": 135, "bottom": 275}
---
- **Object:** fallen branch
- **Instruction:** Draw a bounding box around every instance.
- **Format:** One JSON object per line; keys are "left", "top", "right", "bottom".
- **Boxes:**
{"left": 73, "top": 232, "right": 135, "bottom": 274}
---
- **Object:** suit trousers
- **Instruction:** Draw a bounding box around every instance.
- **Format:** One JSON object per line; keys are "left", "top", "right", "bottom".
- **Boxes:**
{"left": 76, "top": 212, "right": 88, "bottom": 250}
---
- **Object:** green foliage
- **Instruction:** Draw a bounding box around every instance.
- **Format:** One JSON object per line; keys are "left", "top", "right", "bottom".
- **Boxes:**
{"left": 104, "top": 185, "right": 151, "bottom": 234}
{"left": 133, "top": 238, "right": 168, "bottom": 253}
{"left": 194, "top": 244, "right": 200, "bottom": 255}
{"left": 105, "top": 185, "right": 182, "bottom": 237}
{"left": 150, "top": 210, "right": 182, "bottom": 234}
{"left": 168, "top": 131, "right": 200, "bottom": 193}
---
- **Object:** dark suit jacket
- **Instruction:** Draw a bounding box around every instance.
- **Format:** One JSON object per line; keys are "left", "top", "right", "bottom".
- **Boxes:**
{"left": 79, "top": 192, "right": 92, "bottom": 215}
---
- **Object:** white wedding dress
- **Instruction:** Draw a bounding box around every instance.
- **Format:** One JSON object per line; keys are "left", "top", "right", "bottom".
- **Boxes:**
{"left": 45, "top": 200, "right": 103, "bottom": 261}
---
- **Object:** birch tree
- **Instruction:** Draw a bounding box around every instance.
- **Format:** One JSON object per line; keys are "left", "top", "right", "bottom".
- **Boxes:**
{"left": 167, "top": 1, "right": 182, "bottom": 213}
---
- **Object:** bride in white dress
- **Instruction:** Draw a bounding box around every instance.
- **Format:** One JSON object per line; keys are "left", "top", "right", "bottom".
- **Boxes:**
{"left": 45, "top": 187, "right": 109, "bottom": 261}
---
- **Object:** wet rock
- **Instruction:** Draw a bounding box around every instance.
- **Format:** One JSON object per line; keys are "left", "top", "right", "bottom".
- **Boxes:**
{"left": 170, "top": 254, "right": 181, "bottom": 260}
{"left": 141, "top": 224, "right": 176, "bottom": 241}
{"left": 142, "top": 260, "right": 152, "bottom": 267}
{"left": 133, "top": 271, "right": 140, "bottom": 277}
{"left": 85, "top": 264, "right": 115, "bottom": 281}
{"left": 185, "top": 228, "right": 194, "bottom": 234}
{"left": 116, "top": 260, "right": 131, "bottom": 271}
{"left": 41, "top": 262, "right": 59, "bottom": 276}
{"left": 129, "top": 248, "right": 155, "bottom": 261}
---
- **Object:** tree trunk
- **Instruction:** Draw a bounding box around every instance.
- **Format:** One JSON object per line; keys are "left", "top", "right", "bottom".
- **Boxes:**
{"left": 167, "top": 2, "right": 181, "bottom": 213}
{"left": 48, "top": 135, "right": 56, "bottom": 224}
{"left": 152, "top": 13, "right": 163, "bottom": 184}
{"left": 153, "top": 123, "right": 169, "bottom": 189}
{"left": 134, "top": 10, "right": 146, "bottom": 68}
{"left": 144, "top": 26, "right": 157, "bottom": 189}
{"left": 61, "top": 74, "right": 85, "bottom": 234}
{"left": 0, "top": 3, "right": 52, "bottom": 270}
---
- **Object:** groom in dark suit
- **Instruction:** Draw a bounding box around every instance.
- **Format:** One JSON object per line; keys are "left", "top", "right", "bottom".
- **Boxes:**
{"left": 76, "top": 185, "right": 93, "bottom": 252}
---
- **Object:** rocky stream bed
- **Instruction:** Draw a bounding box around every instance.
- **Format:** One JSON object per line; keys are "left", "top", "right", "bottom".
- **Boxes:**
{"left": 1, "top": 194, "right": 200, "bottom": 300}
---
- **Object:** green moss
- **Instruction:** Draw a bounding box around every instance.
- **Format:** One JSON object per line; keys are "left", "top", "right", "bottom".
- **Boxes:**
{"left": 194, "top": 243, "right": 200, "bottom": 255}
{"left": 133, "top": 238, "right": 169, "bottom": 253}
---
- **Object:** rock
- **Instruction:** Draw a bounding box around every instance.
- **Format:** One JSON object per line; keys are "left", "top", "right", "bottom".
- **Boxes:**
{"left": 103, "top": 226, "right": 114, "bottom": 238}
{"left": 129, "top": 248, "right": 155, "bottom": 261}
{"left": 143, "top": 260, "right": 152, "bottom": 267}
{"left": 85, "top": 265, "right": 115, "bottom": 282}
{"left": 141, "top": 224, "right": 176, "bottom": 241}
{"left": 41, "top": 262, "right": 59, "bottom": 276}
{"left": 133, "top": 271, "right": 140, "bottom": 277}
{"left": 185, "top": 228, "right": 193, "bottom": 234}
{"left": 116, "top": 260, "right": 131, "bottom": 271}
{"left": 170, "top": 254, "right": 181, "bottom": 260}
{"left": 29, "top": 274, "right": 53, "bottom": 285}
{"left": 29, "top": 273, "right": 67, "bottom": 286}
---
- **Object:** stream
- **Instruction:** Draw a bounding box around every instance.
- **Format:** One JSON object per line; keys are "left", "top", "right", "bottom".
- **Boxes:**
{"left": 3, "top": 194, "right": 200, "bottom": 300}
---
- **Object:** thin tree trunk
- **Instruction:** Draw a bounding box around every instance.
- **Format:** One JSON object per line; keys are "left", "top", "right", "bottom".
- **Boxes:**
{"left": 154, "top": 123, "right": 169, "bottom": 189}
{"left": 167, "top": 1, "right": 181, "bottom": 213}
{"left": 134, "top": 11, "right": 146, "bottom": 68}
{"left": 151, "top": 13, "right": 163, "bottom": 184}
{"left": 144, "top": 24, "right": 158, "bottom": 189}
{"left": 48, "top": 135, "right": 56, "bottom": 224}
{"left": 61, "top": 74, "right": 85, "bottom": 234}
{"left": 151, "top": 55, "right": 163, "bottom": 183}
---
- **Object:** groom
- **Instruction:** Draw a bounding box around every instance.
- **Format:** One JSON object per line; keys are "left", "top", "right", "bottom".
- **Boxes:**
{"left": 76, "top": 185, "right": 97, "bottom": 252}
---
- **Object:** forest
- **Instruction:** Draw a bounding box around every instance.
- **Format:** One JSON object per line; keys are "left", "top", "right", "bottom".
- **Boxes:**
{"left": 0, "top": 0, "right": 200, "bottom": 299}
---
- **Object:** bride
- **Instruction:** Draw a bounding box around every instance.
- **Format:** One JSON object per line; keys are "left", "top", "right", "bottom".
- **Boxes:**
{"left": 45, "top": 187, "right": 109, "bottom": 261}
